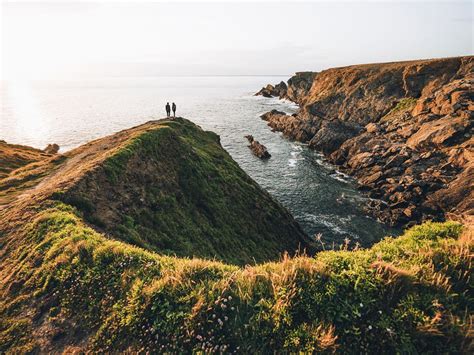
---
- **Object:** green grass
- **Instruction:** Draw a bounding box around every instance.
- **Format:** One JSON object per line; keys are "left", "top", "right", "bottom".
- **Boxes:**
{"left": 0, "top": 155, "right": 67, "bottom": 205}
{"left": 1, "top": 202, "right": 471, "bottom": 353}
{"left": 388, "top": 97, "right": 418, "bottom": 115}
{"left": 1, "top": 118, "right": 471, "bottom": 352}
{"left": 58, "top": 118, "right": 309, "bottom": 265}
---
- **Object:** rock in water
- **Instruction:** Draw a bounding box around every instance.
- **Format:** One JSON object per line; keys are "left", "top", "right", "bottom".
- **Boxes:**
{"left": 245, "top": 135, "right": 271, "bottom": 159}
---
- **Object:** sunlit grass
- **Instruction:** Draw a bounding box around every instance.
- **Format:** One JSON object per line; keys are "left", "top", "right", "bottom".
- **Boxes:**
{"left": 1, "top": 201, "right": 471, "bottom": 353}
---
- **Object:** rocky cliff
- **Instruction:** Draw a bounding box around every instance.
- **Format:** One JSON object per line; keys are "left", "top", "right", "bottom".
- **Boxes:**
{"left": 259, "top": 57, "right": 473, "bottom": 227}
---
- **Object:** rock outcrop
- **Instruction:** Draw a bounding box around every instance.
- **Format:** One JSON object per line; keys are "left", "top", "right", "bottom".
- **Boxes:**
{"left": 259, "top": 56, "right": 474, "bottom": 227}
{"left": 245, "top": 135, "right": 271, "bottom": 159}
{"left": 43, "top": 143, "right": 60, "bottom": 154}
{"left": 285, "top": 71, "right": 316, "bottom": 104}
{"left": 255, "top": 81, "right": 288, "bottom": 98}
{"left": 255, "top": 72, "right": 316, "bottom": 103}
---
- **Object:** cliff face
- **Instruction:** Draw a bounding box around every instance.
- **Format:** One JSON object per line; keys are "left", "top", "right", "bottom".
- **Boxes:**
{"left": 259, "top": 56, "right": 473, "bottom": 227}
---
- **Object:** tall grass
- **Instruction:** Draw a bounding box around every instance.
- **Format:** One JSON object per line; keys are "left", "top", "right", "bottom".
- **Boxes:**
{"left": 1, "top": 202, "right": 471, "bottom": 353}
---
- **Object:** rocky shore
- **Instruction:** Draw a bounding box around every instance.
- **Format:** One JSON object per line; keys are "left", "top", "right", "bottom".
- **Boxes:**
{"left": 257, "top": 56, "right": 473, "bottom": 227}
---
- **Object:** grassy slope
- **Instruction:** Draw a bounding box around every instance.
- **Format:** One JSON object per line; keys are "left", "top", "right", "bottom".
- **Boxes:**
{"left": 56, "top": 118, "right": 310, "bottom": 265}
{"left": 0, "top": 202, "right": 471, "bottom": 353}
{"left": 0, "top": 141, "right": 49, "bottom": 179}
{"left": 0, "top": 141, "right": 65, "bottom": 206}
{"left": 0, "top": 119, "right": 472, "bottom": 353}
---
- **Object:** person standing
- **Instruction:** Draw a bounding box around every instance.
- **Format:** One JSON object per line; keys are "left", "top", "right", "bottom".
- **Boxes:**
{"left": 172, "top": 102, "right": 176, "bottom": 118}
{"left": 165, "top": 102, "right": 171, "bottom": 117}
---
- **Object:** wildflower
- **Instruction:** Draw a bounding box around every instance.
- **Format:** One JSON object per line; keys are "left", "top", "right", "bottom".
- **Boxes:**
{"left": 360, "top": 303, "right": 363, "bottom": 307}
{"left": 368, "top": 325, "right": 372, "bottom": 330}
{"left": 218, "top": 318, "right": 223, "bottom": 326}
{"left": 228, "top": 296, "right": 232, "bottom": 301}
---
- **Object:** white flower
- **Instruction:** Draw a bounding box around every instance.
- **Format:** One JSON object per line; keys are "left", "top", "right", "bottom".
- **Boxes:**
{"left": 360, "top": 303, "right": 363, "bottom": 307}
{"left": 368, "top": 325, "right": 372, "bottom": 330}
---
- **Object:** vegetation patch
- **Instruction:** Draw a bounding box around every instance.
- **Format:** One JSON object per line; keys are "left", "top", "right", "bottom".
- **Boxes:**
{"left": 0, "top": 155, "right": 67, "bottom": 205}
{"left": 62, "top": 118, "right": 310, "bottom": 265}
{"left": 0, "top": 203, "right": 471, "bottom": 353}
{"left": 383, "top": 97, "right": 418, "bottom": 118}
{"left": 1, "top": 118, "right": 472, "bottom": 353}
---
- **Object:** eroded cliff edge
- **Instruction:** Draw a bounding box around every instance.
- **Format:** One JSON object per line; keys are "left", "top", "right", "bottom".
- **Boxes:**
{"left": 258, "top": 56, "right": 473, "bottom": 227}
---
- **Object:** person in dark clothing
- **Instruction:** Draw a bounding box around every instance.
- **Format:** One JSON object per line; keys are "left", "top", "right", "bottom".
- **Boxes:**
{"left": 165, "top": 102, "right": 171, "bottom": 117}
{"left": 172, "top": 102, "right": 176, "bottom": 117}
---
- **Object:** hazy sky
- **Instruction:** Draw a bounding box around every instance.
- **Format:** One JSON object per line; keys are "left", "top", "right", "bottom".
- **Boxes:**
{"left": 1, "top": 0, "right": 473, "bottom": 79}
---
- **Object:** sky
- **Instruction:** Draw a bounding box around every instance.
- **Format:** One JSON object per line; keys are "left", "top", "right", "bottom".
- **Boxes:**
{"left": 1, "top": 0, "right": 473, "bottom": 79}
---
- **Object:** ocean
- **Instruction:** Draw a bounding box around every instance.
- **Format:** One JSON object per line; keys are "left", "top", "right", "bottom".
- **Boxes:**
{"left": 0, "top": 76, "right": 398, "bottom": 245}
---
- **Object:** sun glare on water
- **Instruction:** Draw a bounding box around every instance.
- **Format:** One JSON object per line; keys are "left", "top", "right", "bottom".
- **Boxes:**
{"left": 3, "top": 81, "right": 51, "bottom": 147}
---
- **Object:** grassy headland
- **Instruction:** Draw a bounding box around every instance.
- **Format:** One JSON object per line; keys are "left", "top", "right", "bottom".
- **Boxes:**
{"left": 0, "top": 118, "right": 472, "bottom": 353}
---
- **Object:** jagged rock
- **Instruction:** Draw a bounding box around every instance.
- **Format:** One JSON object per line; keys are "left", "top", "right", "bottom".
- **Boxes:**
{"left": 260, "top": 109, "right": 287, "bottom": 121}
{"left": 256, "top": 73, "right": 315, "bottom": 103}
{"left": 359, "top": 171, "right": 384, "bottom": 186}
{"left": 255, "top": 81, "right": 288, "bottom": 98}
{"left": 308, "top": 120, "right": 363, "bottom": 154}
{"left": 257, "top": 56, "right": 474, "bottom": 227}
{"left": 407, "top": 116, "right": 472, "bottom": 150}
{"left": 274, "top": 81, "right": 288, "bottom": 98}
{"left": 255, "top": 84, "right": 275, "bottom": 98}
{"left": 365, "top": 123, "right": 380, "bottom": 133}
{"left": 43, "top": 144, "right": 60, "bottom": 154}
{"left": 245, "top": 135, "right": 271, "bottom": 159}
{"left": 261, "top": 110, "right": 315, "bottom": 142}
{"left": 285, "top": 72, "right": 316, "bottom": 103}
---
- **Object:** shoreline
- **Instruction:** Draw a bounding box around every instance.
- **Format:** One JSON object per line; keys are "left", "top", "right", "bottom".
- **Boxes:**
{"left": 256, "top": 55, "right": 473, "bottom": 228}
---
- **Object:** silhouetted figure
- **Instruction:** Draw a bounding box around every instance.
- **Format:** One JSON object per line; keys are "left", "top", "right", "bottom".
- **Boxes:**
{"left": 172, "top": 102, "right": 176, "bottom": 117}
{"left": 165, "top": 102, "right": 171, "bottom": 117}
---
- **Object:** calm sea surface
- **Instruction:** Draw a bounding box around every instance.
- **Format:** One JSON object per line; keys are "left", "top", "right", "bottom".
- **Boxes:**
{"left": 0, "top": 76, "right": 399, "bottom": 245}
